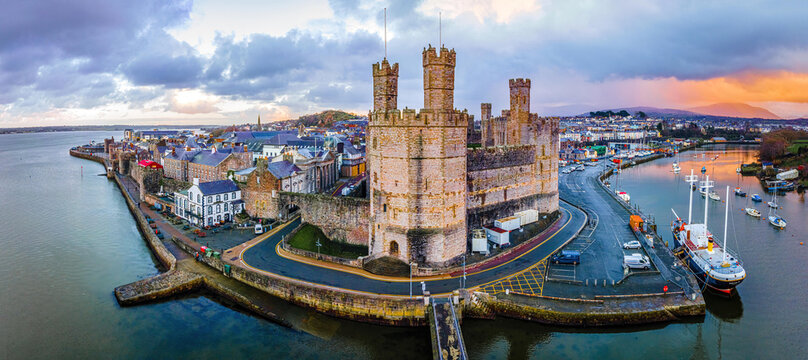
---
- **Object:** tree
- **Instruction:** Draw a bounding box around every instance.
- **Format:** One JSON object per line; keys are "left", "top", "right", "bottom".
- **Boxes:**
{"left": 635, "top": 111, "right": 647, "bottom": 119}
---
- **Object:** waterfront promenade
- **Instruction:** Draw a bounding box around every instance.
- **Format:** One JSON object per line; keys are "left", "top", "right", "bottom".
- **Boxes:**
{"left": 71, "top": 149, "right": 704, "bottom": 330}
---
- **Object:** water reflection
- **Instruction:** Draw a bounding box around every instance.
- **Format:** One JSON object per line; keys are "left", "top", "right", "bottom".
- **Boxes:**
{"left": 703, "top": 291, "right": 743, "bottom": 322}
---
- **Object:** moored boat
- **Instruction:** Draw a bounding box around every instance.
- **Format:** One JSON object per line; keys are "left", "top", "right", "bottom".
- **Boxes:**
{"left": 745, "top": 208, "right": 761, "bottom": 218}
{"left": 734, "top": 187, "right": 746, "bottom": 197}
{"left": 751, "top": 194, "right": 762, "bottom": 202}
{"left": 671, "top": 177, "right": 746, "bottom": 295}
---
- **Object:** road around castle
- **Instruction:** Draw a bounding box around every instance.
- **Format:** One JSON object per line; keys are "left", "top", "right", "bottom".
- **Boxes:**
{"left": 232, "top": 201, "right": 587, "bottom": 297}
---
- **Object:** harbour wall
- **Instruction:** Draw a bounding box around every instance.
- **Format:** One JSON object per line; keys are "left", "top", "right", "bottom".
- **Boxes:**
{"left": 171, "top": 237, "right": 430, "bottom": 326}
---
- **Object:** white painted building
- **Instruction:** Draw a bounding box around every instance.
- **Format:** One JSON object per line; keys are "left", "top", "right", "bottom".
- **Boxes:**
{"left": 174, "top": 178, "right": 244, "bottom": 227}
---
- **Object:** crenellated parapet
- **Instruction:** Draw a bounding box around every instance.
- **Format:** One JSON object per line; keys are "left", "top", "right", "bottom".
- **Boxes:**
{"left": 372, "top": 59, "right": 399, "bottom": 111}
{"left": 423, "top": 45, "right": 456, "bottom": 111}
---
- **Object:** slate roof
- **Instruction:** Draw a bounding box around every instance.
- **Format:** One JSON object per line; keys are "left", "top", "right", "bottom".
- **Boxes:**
{"left": 266, "top": 160, "right": 301, "bottom": 179}
{"left": 164, "top": 148, "right": 201, "bottom": 161}
{"left": 191, "top": 150, "right": 230, "bottom": 166}
{"left": 197, "top": 180, "right": 240, "bottom": 195}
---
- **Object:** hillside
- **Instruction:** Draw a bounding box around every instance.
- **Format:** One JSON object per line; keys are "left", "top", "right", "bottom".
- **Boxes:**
{"left": 297, "top": 110, "right": 359, "bottom": 127}
{"left": 687, "top": 103, "right": 781, "bottom": 119}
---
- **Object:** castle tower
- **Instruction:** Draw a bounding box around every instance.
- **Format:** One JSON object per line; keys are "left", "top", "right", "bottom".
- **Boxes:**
{"left": 481, "top": 103, "right": 492, "bottom": 147}
{"left": 422, "top": 45, "right": 455, "bottom": 111}
{"left": 507, "top": 78, "right": 531, "bottom": 145}
{"left": 367, "top": 46, "right": 467, "bottom": 268}
{"left": 373, "top": 59, "right": 399, "bottom": 111}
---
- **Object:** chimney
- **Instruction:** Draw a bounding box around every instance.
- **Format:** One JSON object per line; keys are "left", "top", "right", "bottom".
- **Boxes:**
{"left": 193, "top": 177, "right": 199, "bottom": 186}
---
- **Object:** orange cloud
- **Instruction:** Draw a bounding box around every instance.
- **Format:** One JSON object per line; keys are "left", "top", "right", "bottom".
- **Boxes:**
{"left": 668, "top": 71, "right": 808, "bottom": 106}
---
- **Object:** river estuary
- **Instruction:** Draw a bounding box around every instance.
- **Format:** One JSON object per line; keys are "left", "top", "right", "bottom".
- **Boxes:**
{"left": 1, "top": 133, "right": 805, "bottom": 359}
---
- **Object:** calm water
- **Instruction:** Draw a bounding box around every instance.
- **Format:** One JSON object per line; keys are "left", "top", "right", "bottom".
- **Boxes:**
{"left": 1, "top": 133, "right": 805, "bottom": 359}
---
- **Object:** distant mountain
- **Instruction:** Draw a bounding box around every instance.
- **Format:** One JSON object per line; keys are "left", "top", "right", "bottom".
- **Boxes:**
{"left": 687, "top": 103, "right": 781, "bottom": 119}
{"left": 578, "top": 106, "right": 701, "bottom": 117}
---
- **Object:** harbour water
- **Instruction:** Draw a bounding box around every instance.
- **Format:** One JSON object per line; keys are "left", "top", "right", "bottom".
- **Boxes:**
{"left": 1, "top": 133, "right": 805, "bottom": 359}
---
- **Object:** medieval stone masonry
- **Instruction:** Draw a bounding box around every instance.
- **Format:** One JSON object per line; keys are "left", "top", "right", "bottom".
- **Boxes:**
{"left": 367, "top": 44, "right": 560, "bottom": 268}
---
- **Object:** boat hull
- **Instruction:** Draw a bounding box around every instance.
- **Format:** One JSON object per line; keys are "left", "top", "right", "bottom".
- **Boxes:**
{"left": 671, "top": 229, "right": 744, "bottom": 294}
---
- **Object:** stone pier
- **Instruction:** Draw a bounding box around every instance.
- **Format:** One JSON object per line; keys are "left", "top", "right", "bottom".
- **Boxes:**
{"left": 114, "top": 269, "right": 203, "bottom": 305}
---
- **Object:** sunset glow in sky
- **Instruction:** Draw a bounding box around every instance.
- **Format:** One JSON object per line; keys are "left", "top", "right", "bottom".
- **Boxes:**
{"left": 2, "top": 0, "right": 808, "bottom": 127}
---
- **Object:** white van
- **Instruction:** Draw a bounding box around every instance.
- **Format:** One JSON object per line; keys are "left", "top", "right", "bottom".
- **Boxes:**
{"left": 254, "top": 224, "right": 264, "bottom": 235}
{"left": 623, "top": 254, "right": 651, "bottom": 270}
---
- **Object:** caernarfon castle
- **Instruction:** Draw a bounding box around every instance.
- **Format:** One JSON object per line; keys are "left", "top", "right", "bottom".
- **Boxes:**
{"left": 367, "top": 44, "right": 560, "bottom": 268}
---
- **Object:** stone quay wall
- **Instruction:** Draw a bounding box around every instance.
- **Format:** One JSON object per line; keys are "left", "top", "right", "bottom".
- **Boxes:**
{"left": 70, "top": 150, "right": 177, "bottom": 270}
{"left": 171, "top": 238, "right": 428, "bottom": 326}
{"left": 278, "top": 192, "right": 370, "bottom": 246}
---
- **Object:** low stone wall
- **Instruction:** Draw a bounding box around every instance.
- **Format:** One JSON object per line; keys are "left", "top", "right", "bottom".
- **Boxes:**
{"left": 278, "top": 192, "right": 370, "bottom": 246}
{"left": 171, "top": 237, "right": 428, "bottom": 326}
{"left": 113, "top": 174, "right": 177, "bottom": 270}
{"left": 71, "top": 150, "right": 177, "bottom": 270}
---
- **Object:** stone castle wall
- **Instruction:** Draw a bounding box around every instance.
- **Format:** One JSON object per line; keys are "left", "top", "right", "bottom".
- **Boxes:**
{"left": 280, "top": 192, "right": 370, "bottom": 246}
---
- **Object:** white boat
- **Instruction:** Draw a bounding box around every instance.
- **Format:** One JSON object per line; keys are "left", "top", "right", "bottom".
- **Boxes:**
{"left": 709, "top": 192, "right": 721, "bottom": 201}
{"left": 767, "top": 192, "right": 787, "bottom": 229}
{"left": 745, "top": 208, "right": 761, "bottom": 218}
{"left": 767, "top": 201, "right": 778, "bottom": 208}
{"left": 617, "top": 191, "right": 630, "bottom": 202}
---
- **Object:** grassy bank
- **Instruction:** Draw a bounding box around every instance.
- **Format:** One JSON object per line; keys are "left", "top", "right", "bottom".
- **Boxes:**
{"left": 288, "top": 224, "right": 368, "bottom": 259}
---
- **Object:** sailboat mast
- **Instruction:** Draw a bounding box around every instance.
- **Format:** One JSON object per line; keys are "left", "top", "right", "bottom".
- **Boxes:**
{"left": 703, "top": 175, "right": 711, "bottom": 228}
{"left": 723, "top": 185, "right": 729, "bottom": 264}
{"left": 686, "top": 170, "right": 698, "bottom": 224}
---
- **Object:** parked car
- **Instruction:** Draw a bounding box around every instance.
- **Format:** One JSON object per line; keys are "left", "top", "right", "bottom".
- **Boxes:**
{"left": 623, "top": 240, "right": 641, "bottom": 249}
{"left": 552, "top": 250, "right": 580, "bottom": 265}
{"left": 623, "top": 254, "right": 651, "bottom": 270}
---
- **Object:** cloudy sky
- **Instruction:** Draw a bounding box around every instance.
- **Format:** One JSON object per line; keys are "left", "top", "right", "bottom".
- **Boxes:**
{"left": 2, "top": 0, "right": 808, "bottom": 127}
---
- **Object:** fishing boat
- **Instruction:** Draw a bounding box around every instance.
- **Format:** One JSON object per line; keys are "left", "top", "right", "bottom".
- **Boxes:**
{"left": 745, "top": 208, "right": 761, "bottom": 218}
{"left": 709, "top": 192, "right": 721, "bottom": 201}
{"left": 701, "top": 166, "right": 707, "bottom": 173}
{"left": 736, "top": 167, "right": 741, "bottom": 173}
{"left": 671, "top": 176, "right": 746, "bottom": 295}
{"left": 751, "top": 194, "right": 762, "bottom": 202}
{"left": 672, "top": 163, "right": 681, "bottom": 173}
{"left": 617, "top": 191, "right": 630, "bottom": 202}
{"left": 768, "top": 192, "right": 787, "bottom": 229}
{"left": 734, "top": 187, "right": 746, "bottom": 197}
{"left": 765, "top": 180, "right": 794, "bottom": 192}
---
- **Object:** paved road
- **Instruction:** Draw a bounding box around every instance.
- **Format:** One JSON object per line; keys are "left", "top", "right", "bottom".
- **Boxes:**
{"left": 239, "top": 201, "right": 587, "bottom": 296}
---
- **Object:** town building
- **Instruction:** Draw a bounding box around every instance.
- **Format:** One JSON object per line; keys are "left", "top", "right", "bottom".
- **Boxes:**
{"left": 242, "top": 160, "right": 306, "bottom": 219}
{"left": 163, "top": 147, "right": 252, "bottom": 183}
{"left": 174, "top": 179, "right": 244, "bottom": 227}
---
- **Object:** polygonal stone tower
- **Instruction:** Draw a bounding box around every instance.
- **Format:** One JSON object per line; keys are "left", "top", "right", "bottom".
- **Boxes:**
{"left": 508, "top": 78, "right": 531, "bottom": 145}
{"left": 367, "top": 45, "right": 468, "bottom": 268}
{"left": 373, "top": 59, "right": 398, "bottom": 111}
{"left": 423, "top": 45, "right": 455, "bottom": 111}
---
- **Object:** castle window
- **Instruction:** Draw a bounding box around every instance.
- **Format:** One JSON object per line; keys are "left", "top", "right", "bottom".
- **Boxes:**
{"left": 383, "top": 204, "right": 387, "bottom": 212}
{"left": 542, "top": 145, "right": 546, "bottom": 157}
{"left": 373, "top": 137, "right": 378, "bottom": 149}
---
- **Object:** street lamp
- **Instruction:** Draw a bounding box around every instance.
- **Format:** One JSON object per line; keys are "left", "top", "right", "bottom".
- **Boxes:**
{"left": 409, "top": 262, "right": 414, "bottom": 298}
{"left": 315, "top": 238, "right": 322, "bottom": 258}
{"left": 462, "top": 254, "right": 467, "bottom": 289}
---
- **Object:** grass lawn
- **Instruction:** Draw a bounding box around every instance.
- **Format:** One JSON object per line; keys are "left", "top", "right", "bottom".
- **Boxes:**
{"left": 288, "top": 224, "right": 368, "bottom": 259}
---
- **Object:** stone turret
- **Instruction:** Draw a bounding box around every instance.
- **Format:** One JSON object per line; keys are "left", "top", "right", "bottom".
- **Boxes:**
{"left": 481, "top": 103, "right": 492, "bottom": 147}
{"left": 372, "top": 59, "right": 399, "bottom": 111}
{"left": 422, "top": 45, "right": 456, "bottom": 111}
{"left": 508, "top": 78, "right": 531, "bottom": 145}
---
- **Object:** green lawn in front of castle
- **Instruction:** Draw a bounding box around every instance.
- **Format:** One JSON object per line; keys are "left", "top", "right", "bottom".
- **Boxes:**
{"left": 288, "top": 224, "right": 368, "bottom": 259}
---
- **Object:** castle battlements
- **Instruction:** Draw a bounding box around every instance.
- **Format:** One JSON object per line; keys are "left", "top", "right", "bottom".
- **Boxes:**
{"left": 372, "top": 59, "right": 399, "bottom": 77}
{"left": 422, "top": 45, "right": 456, "bottom": 66}
{"left": 509, "top": 78, "right": 531, "bottom": 88}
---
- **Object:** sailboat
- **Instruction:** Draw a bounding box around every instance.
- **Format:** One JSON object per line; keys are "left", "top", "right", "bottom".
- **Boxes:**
{"left": 672, "top": 148, "right": 681, "bottom": 173}
{"left": 734, "top": 187, "right": 747, "bottom": 197}
{"left": 671, "top": 174, "right": 746, "bottom": 295}
{"left": 768, "top": 192, "right": 787, "bottom": 229}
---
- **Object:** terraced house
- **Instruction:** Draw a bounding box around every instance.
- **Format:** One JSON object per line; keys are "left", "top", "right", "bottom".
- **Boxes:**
{"left": 163, "top": 147, "right": 252, "bottom": 183}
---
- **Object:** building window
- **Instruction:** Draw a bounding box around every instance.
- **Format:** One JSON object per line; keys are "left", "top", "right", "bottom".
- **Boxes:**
{"left": 216, "top": 204, "right": 221, "bottom": 212}
{"left": 216, "top": 195, "right": 220, "bottom": 202}
{"left": 207, "top": 205, "right": 212, "bottom": 213}
{"left": 224, "top": 193, "right": 228, "bottom": 201}
{"left": 224, "top": 203, "right": 228, "bottom": 211}
{"left": 197, "top": 194, "right": 200, "bottom": 203}
{"left": 232, "top": 192, "right": 236, "bottom": 199}
{"left": 208, "top": 196, "right": 212, "bottom": 203}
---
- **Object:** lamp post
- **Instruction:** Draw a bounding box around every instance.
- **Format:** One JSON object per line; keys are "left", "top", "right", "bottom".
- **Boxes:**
{"left": 409, "top": 262, "right": 414, "bottom": 298}
{"left": 462, "top": 254, "right": 467, "bottom": 289}
{"left": 315, "top": 238, "right": 322, "bottom": 258}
